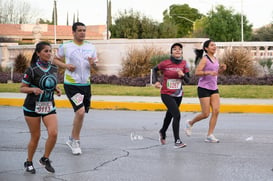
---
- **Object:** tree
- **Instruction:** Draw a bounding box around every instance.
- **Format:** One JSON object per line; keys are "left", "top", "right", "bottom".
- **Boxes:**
{"left": 163, "top": 4, "right": 203, "bottom": 38}
{"left": 192, "top": 16, "right": 208, "bottom": 38}
{"left": 66, "top": 12, "right": 69, "bottom": 25}
{"left": 252, "top": 24, "right": 273, "bottom": 41}
{"left": 110, "top": 9, "right": 160, "bottom": 39}
{"left": 158, "top": 10, "right": 178, "bottom": 38}
{"left": 51, "top": 0, "right": 58, "bottom": 25}
{"left": 204, "top": 5, "right": 252, "bottom": 41}
{"left": 0, "top": 0, "right": 39, "bottom": 24}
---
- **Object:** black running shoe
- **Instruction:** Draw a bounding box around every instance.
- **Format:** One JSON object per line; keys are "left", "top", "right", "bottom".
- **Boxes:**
{"left": 39, "top": 157, "right": 55, "bottom": 173}
{"left": 24, "top": 161, "right": 36, "bottom": 174}
{"left": 174, "top": 139, "right": 187, "bottom": 148}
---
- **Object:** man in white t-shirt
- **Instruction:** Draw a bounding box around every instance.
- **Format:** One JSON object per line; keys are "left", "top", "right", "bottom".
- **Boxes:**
{"left": 53, "top": 22, "right": 97, "bottom": 155}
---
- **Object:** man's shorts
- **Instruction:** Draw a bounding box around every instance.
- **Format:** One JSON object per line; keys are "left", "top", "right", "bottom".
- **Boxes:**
{"left": 198, "top": 87, "right": 219, "bottom": 98}
{"left": 64, "top": 84, "right": 91, "bottom": 113}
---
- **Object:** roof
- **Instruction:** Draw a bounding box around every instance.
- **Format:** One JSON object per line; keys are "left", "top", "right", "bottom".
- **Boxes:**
{"left": 0, "top": 23, "right": 107, "bottom": 42}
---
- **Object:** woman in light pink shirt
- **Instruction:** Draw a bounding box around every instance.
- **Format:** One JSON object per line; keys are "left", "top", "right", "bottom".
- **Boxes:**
{"left": 185, "top": 39, "right": 226, "bottom": 143}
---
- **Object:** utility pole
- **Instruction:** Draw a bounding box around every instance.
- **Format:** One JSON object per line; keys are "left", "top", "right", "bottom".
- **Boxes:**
{"left": 106, "top": 0, "right": 109, "bottom": 40}
{"left": 241, "top": 0, "right": 244, "bottom": 43}
{"left": 53, "top": 0, "right": 57, "bottom": 44}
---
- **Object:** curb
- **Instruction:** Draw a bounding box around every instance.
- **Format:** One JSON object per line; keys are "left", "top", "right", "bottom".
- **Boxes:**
{"left": 0, "top": 98, "right": 273, "bottom": 113}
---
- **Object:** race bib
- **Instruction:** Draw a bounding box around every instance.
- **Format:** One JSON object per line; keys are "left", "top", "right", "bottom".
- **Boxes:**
{"left": 71, "top": 93, "right": 84, "bottom": 106}
{"left": 167, "top": 79, "right": 182, "bottom": 89}
{"left": 35, "top": 101, "right": 53, "bottom": 114}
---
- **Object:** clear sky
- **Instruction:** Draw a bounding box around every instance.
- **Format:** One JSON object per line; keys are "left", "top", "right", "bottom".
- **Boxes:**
{"left": 26, "top": 0, "right": 272, "bottom": 28}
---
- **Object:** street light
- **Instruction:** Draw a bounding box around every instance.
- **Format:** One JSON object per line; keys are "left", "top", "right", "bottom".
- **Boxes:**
{"left": 53, "top": 0, "right": 57, "bottom": 44}
{"left": 106, "top": 0, "right": 109, "bottom": 40}
{"left": 177, "top": 16, "right": 194, "bottom": 24}
{"left": 241, "top": 0, "right": 244, "bottom": 43}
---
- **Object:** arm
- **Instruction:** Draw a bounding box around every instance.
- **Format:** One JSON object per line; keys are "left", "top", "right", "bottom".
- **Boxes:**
{"left": 152, "top": 65, "right": 161, "bottom": 88}
{"left": 53, "top": 56, "right": 76, "bottom": 72}
{"left": 195, "top": 57, "right": 218, "bottom": 76}
{"left": 20, "top": 83, "right": 43, "bottom": 95}
{"left": 218, "top": 63, "right": 227, "bottom": 74}
{"left": 183, "top": 72, "right": 190, "bottom": 84}
{"left": 54, "top": 85, "right": 62, "bottom": 97}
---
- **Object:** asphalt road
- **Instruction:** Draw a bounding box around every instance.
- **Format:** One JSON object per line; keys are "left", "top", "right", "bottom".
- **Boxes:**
{"left": 0, "top": 106, "right": 272, "bottom": 181}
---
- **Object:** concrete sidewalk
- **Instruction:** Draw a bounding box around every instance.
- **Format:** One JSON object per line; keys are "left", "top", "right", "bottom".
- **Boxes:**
{"left": 0, "top": 93, "right": 273, "bottom": 113}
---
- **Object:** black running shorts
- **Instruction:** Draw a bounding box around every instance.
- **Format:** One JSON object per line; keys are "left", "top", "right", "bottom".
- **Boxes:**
{"left": 64, "top": 84, "right": 91, "bottom": 113}
{"left": 197, "top": 87, "right": 219, "bottom": 98}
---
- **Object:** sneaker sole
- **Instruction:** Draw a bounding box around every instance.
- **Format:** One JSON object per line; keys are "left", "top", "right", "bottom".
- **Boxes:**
{"left": 204, "top": 140, "right": 220, "bottom": 143}
{"left": 38, "top": 161, "right": 55, "bottom": 173}
{"left": 24, "top": 167, "right": 36, "bottom": 174}
{"left": 174, "top": 144, "right": 187, "bottom": 149}
{"left": 66, "top": 141, "right": 82, "bottom": 155}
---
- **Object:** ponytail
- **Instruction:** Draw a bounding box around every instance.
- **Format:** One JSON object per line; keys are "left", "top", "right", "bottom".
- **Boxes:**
{"left": 194, "top": 49, "right": 204, "bottom": 66}
{"left": 30, "top": 41, "right": 51, "bottom": 66}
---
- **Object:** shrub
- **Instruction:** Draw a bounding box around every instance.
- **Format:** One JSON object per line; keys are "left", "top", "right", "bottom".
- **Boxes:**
{"left": 119, "top": 46, "right": 167, "bottom": 78}
{"left": 258, "top": 58, "right": 273, "bottom": 74}
{"left": 221, "top": 47, "right": 257, "bottom": 77}
{"left": 14, "top": 53, "right": 28, "bottom": 73}
{"left": 150, "top": 54, "right": 170, "bottom": 67}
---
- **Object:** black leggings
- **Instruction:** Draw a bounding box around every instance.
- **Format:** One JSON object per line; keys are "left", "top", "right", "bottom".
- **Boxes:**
{"left": 160, "top": 94, "right": 182, "bottom": 142}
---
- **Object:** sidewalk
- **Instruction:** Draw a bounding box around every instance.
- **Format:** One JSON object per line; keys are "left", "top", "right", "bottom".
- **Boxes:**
{"left": 0, "top": 93, "right": 272, "bottom": 113}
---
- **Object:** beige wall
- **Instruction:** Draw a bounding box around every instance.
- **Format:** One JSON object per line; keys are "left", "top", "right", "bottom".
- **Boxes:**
{"left": 1, "top": 39, "right": 273, "bottom": 76}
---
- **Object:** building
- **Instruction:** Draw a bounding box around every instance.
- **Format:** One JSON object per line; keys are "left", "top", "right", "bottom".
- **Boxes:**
{"left": 0, "top": 23, "right": 107, "bottom": 44}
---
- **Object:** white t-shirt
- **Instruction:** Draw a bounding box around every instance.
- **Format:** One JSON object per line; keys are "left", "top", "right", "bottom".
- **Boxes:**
{"left": 56, "top": 40, "right": 97, "bottom": 85}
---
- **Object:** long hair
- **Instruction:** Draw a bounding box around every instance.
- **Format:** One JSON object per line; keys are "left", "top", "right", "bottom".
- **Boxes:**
{"left": 194, "top": 39, "right": 213, "bottom": 66}
{"left": 30, "top": 41, "right": 51, "bottom": 66}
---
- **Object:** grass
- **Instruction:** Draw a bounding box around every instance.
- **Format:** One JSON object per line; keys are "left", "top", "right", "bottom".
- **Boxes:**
{"left": 1, "top": 83, "right": 273, "bottom": 99}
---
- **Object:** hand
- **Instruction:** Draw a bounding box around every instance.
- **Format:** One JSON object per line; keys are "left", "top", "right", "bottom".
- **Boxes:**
{"left": 88, "top": 57, "right": 97, "bottom": 65}
{"left": 55, "top": 87, "right": 62, "bottom": 97}
{"left": 154, "top": 82, "right": 162, "bottom": 89}
{"left": 177, "top": 70, "right": 184, "bottom": 78}
{"left": 219, "top": 64, "right": 227, "bottom": 71}
{"left": 66, "top": 64, "right": 76, "bottom": 72}
{"left": 32, "top": 88, "right": 43, "bottom": 95}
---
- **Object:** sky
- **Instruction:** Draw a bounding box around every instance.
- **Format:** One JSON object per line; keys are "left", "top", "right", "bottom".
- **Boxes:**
{"left": 25, "top": 0, "right": 272, "bottom": 28}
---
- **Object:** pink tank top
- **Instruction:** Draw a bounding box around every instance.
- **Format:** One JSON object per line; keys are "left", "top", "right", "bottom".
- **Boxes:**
{"left": 198, "top": 55, "right": 219, "bottom": 90}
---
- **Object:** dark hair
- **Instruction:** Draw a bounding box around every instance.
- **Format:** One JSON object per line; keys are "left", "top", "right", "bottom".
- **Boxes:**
{"left": 170, "top": 42, "right": 183, "bottom": 54}
{"left": 194, "top": 39, "right": 213, "bottom": 65}
{"left": 203, "top": 39, "right": 213, "bottom": 53}
{"left": 72, "top": 22, "right": 85, "bottom": 32}
{"left": 30, "top": 41, "right": 51, "bottom": 65}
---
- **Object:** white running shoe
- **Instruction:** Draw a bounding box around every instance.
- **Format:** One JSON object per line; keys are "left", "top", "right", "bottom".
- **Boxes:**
{"left": 185, "top": 120, "right": 192, "bottom": 136}
{"left": 66, "top": 137, "right": 82, "bottom": 155}
{"left": 205, "top": 134, "right": 220, "bottom": 143}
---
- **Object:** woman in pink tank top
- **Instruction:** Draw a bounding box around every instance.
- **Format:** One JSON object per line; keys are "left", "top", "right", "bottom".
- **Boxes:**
{"left": 184, "top": 39, "right": 226, "bottom": 143}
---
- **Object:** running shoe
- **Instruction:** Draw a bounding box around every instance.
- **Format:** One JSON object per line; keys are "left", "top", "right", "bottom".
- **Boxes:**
{"left": 205, "top": 134, "right": 220, "bottom": 143}
{"left": 24, "top": 161, "right": 36, "bottom": 174}
{"left": 66, "top": 137, "right": 82, "bottom": 155}
{"left": 174, "top": 139, "right": 187, "bottom": 148}
{"left": 39, "top": 157, "right": 55, "bottom": 173}
{"left": 184, "top": 120, "right": 192, "bottom": 136}
{"left": 158, "top": 131, "right": 166, "bottom": 145}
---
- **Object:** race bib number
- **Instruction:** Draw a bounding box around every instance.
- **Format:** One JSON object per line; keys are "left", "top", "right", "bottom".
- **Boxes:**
{"left": 167, "top": 79, "right": 182, "bottom": 89}
{"left": 71, "top": 93, "right": 84, "bottom": 106}
{"left": 35, "top": 101, "right": 53, "bottom": 114}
